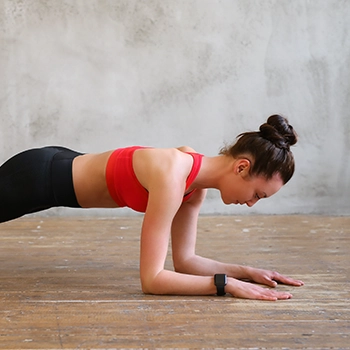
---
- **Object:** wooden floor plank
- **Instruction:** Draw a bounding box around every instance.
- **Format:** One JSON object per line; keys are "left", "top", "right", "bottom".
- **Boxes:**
{"left": 0, "top": 215, "right": 349, "bottom": 349}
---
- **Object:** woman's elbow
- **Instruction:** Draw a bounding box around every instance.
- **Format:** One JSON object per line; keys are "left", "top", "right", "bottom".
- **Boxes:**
{"left": 140, "top": 276, "right": 153, "bottom": 294}
{"left": 141, "top": 281, "right": 156, "bottom": 294}
{"left": 173, "top": 262, "right": 186, "bottom": 274}
{"left": 140, "top": 272, "right": 163, "bottom": 295}
{"left": 173, "top": 255, "right": 194, "bottom": 274}
{"left": 141, "top": 282, "right": 152, "bottom": 294}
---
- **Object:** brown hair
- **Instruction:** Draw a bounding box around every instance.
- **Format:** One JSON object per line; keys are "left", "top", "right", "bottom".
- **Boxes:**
{"left": 219, "top": 115, "right": 298, "bottom": 184}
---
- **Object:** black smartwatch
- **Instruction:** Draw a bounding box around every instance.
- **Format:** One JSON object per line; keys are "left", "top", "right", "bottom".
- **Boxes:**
{"left": 214, "top": 274, "right": 227, "bottom": 296}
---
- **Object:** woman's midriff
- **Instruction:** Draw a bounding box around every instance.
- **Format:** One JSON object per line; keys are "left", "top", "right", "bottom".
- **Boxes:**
{"left": 72, "top": 151, "right": 119, "bottom": 208}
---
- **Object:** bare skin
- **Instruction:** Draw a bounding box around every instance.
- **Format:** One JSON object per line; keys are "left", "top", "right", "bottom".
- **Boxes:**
{"left": 72, "top": 147, "right": 304, "bottom": 301}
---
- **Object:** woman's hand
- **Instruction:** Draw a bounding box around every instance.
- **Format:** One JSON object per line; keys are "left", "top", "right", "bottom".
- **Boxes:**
{"left": 224, "top": 267, "right": 304, "bottom": 301}
{"left": 244, "top": 266, "right": 304, "bottom": 288}
{"left": 227, "top": 277, "right": 294, "bottom": 301}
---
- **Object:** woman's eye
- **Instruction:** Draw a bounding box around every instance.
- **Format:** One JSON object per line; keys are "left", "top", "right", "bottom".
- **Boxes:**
{"left": 255, "top": 193, "right": 261, "bottom": 200}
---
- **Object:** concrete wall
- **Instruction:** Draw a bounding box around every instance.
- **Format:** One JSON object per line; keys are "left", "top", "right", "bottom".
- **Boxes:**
{"left": 1, "top": 0, "right": 349, "bottom": 216}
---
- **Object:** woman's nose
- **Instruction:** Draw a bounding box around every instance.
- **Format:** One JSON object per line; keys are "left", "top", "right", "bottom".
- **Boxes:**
{"left": 246, "top": 197, "right": 259, "bottom": 207}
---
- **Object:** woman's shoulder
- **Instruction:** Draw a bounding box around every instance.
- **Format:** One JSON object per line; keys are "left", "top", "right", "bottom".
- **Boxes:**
{"left": 134, "top": 147, "right": 195, "bottom": 185}
{"left": 137, "top": 146, "right": 198, "bottom": 159}
{"left": 176, "top": 145, "right": 196, "bottom": 153}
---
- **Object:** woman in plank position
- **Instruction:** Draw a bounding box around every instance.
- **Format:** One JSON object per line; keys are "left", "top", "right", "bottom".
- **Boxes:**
{"left": 0, "top": 114, "right": 303, "bottom": 300}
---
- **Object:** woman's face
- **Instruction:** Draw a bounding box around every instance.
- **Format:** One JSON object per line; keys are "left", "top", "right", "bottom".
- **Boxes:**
{"left": 220, "top": 159, "right": 284, "bottom": 207}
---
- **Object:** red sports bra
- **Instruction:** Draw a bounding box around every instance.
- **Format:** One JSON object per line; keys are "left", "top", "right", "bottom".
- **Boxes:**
{"left": 105, "top": 146, "right": 203, "bottom": 213}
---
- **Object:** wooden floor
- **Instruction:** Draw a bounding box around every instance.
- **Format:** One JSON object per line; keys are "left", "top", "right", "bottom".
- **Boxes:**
{"left": 0, "top": 215, "right": 349, "bottom": 349}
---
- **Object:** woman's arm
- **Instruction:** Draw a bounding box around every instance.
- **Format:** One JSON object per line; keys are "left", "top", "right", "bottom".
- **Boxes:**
{"left": 170, "top": 190, "right": 304, "bottom": 288}
{"left": 171, "top": 189, "right": 248, "bottom": 278}
{"left": 170, "top": 190, "right": 251, "bottom": 279}
{"left": 139, "top": 174, "right": 217, "bottom": 295}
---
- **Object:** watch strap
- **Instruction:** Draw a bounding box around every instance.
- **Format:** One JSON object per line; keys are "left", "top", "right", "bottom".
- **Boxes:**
{"left": 216, "top": 284, "right": 226, "bottom": 296}
{"left": 214, "top": 273, "right": 227, "bottom": 296}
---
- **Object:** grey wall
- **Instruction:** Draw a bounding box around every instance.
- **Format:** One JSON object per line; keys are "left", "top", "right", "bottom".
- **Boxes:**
{"left": 1, "top": 0, "right": 349, "bottom": 216}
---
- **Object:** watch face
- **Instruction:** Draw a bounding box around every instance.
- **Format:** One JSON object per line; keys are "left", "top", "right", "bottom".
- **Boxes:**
{"left": 215, "top": 274, "right": 227, "bottom": 285}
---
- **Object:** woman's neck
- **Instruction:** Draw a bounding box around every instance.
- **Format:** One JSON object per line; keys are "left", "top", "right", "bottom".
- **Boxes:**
{"left": 193, "top": 155, "right": 233, "bottom": 190}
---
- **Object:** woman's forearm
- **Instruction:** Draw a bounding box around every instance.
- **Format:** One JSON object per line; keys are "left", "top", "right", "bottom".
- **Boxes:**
{"left": 173, "top": 254, "right": 250, "bottom": 280}
{"left": 141, "top": 269, "right": 217, "bottom": 295}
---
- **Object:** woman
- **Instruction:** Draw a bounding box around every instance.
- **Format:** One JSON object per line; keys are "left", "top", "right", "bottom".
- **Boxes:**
{"left": 0, "top": 114, "right": 304, "bottom": 300}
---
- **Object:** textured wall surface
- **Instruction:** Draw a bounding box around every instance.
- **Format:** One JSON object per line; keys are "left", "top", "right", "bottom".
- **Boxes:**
{"left": 1, "top": 0, "right": 349, "bottom": 216}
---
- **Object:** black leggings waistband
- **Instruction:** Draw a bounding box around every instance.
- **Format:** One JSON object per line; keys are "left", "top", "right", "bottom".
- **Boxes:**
{"left": 0, "top": 146, "right": 83, "bottom": 223}
{"left": 51, "top": 147, "right": 82, "bottom": 207}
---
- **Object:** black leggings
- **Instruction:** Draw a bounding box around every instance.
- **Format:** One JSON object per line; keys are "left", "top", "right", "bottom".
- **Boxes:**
{"left": 0, "top": 146, "right": 82, "bottom": 223}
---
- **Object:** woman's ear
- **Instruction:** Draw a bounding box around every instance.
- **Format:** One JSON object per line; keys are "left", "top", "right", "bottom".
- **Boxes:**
{"left": 234, "top": 158, "right": 251, "bottom": 176}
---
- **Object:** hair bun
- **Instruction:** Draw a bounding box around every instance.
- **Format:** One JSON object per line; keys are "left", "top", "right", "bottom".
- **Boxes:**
{"left": 259, "top": 114, "right": 297, "bottom": 150}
